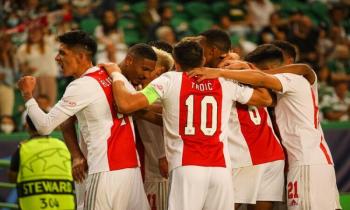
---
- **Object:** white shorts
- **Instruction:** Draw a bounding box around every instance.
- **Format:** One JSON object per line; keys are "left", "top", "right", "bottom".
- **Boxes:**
{"left": 168, "top": 166, "right": 234, "bottom": 210}
{"left": 286, "top": 164, "right": 341, "bottom": 210}
{"left": 144, "top": 180, "right": 168, "bottom": 210}
{"left": 75, "top": 181, "right": 86, "bottom": 210}
{"left": 233, "top": 160, "right": 285, "bottom": 204}
{"left": 83, "top": 168, "right": 150, "bottom": 210}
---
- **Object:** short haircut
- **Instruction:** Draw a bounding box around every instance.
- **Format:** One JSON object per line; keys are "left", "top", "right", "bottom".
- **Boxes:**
{"left": 128, "top": 43, "right": 157, "bottom": 61}
{"left": 57, "top": 30, "right": 97, "bottom": 59}
{"left": 245, "top": 44, "right": 284, "bottom": 68}
{"left": 26, "top": 115, "right": 37, "bottom": 133}
{"left": 199, "top": 29, "right": 231, "bottom": 53}
{"left": 148, "top": 40, "right": 173, "bottom": 54}
{"left": 173, "top": 40, "right": 203, "bottom": 71}
{"left": 271, "top": 40, "right": 297, "bottom": 62}
{"left": 152, "top": 47, "right": 174, "bottom": 71}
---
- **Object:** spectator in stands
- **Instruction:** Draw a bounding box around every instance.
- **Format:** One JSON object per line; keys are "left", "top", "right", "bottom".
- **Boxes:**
{"left": 95, "top": 9, "right": 127, "bottom": 63}
{"left": 18, "top": 0, "right": 40, "bottom": 20}
{"left": 318, "top": 66, "right": 335, "bottom": 102}
{"left": 227, "top": 0, "right": 252, "bottom": 37}
{"left": 327, "top": 44, "right": 350, "bottom": 81}
{"left": 71, "top": 0, "right": 94, "bottom": 24}
{"left": 0, "top": 115, "right": 16, "bottom": 134}
{"left": 0, "top": 34, "right": 15, "bottom": 116}
{"left": 247, "top": 0, "right": 275, "bottom": 32}
{"left": 329, "top": 4, "right": 349, "bottom": 41}
{"left": 287, "top": 15, "right": 320, "bottom": 66}
{"left": 155, "top": 26, "right": 177, "bottom": 46}
{"left": 321, "top": 80, "right": 350, "bottom": 122}
{"left": 140, "top": 0, "right": 160, "bottom": 34}
{"left": 258, "top": 12, "right": 287, "bottom": 44}
{"left": 16, "top": 24, "right": 58, "bottom": 106}
{"left": 147, "top": 3, "right": 176, "bottom": 42}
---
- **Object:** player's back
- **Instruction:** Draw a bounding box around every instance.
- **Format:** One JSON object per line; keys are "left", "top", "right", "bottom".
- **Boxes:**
{"left": 228, "top": 104, "right": 285, "bottom": 168}
{"left": 151, "top": 71, "right": 253, "bottom": 171}
{"left": 62, "top": 67, "right": 139, "bottom": 174}
{"left": 274, "top": 73, "right": 333, "bottom": 166}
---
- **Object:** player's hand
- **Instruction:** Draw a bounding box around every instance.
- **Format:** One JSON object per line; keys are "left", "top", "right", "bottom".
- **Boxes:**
{"left": 188, "top": 67, "right": 222, "bottom": 82}
{"left": 72, "top": 154, "right": 88, "bottom": 183}
{"left": 17, "top": 76, "right": 36, "bottom": 101}
{"left": 159, "top": 157, "right": 168, "bottom": 179}
{"left": 218, "top": 52, "right": 240, "bottom": 68}
{"left": 98, "top": 62, "right": 121, "bottom": 76}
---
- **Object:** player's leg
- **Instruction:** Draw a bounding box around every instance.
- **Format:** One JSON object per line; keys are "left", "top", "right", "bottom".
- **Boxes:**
{"left": 143, "top": 180, "right": 168, "bottom": 210}
{"left": 233, "top": 166, "right": 261, "bottom": 206}
{"left": 255, "top": 160, "right": 285, "bottom": 210}
{"left": 308, "top": 165, "right": 341, "bottom": 210}
{"left": 204, "top": 167, "right": 234, "bottom": 210}
{"left": 75, "top": 181, "right": 86, "bottom": 210}
{"left": 286, "top": 165, "right": 304, "bottom": 210}
{"left": 167, "top": 166, "right": 208, "bottom": 210}
{"left": 144, "top": 181, "right": 158, "bottom": 209}
{"left": 125, "top": 168, "right": 150, "bottom": 210}
{"left": 84, "top": 172, "right": 112, "bottom": 210}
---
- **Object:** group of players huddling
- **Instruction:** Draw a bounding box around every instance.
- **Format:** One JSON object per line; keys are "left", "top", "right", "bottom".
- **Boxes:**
{"left": 17, "top": 29, "right": 341, "bottom": 210}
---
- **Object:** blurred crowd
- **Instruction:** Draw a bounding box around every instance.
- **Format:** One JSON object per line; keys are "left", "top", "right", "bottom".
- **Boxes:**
{"left": 0, "top": 0, "right": 350, "bottom": 134}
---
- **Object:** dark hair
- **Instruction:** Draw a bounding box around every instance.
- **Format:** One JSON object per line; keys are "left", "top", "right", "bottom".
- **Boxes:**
{"left": 173, "top": 40, "right": 203, "bottom": 71}
{"left": 148, "top": 40, "right": 173, "bottom": 54}
{"left": 157, "top": 3, "right": 172, "bottom": 16}
{"left": 101, "top": 9, "right": 118, "bottom": 35}
{"left": 271, "top": 40, "right": 297, "bottom": 62}
{"left": 245, "top": 44, "right": 284, "bottom": 67}
{"left": 26, "top": 115, "right": 37, "bottom": 132}
{"left": 57, "top": 30, "right": 97, "bottom": 59}
{"left": 128, "top": 43, "right": 157, "bottom": 61}
{"left": 200, "top": 29, "right": 231, "bottom": 53}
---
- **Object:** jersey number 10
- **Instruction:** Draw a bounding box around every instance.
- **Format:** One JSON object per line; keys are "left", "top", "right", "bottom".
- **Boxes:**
{"left": 184, "top": 95, "right": 218, "bottom": 136}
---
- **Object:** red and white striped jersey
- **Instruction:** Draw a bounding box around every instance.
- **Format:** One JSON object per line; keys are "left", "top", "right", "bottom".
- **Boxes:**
{"left": 274, "top": 73, "right": 333, "bottom": 167}
{"left": 57, "top": 67, "right": 139, "bottom": 174}
{"left": 228, "top": 104, "right": 285, "bottom": 168}
{"left": 148, "top": 71, "right": 254, "bottom": 171}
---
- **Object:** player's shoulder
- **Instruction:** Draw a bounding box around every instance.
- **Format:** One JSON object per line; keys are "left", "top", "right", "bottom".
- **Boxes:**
{"left": 162, "top": 71, "right": 180, "bottom": 78}
{"left": 64, "top": 76, "right": 101, "bottom": 97}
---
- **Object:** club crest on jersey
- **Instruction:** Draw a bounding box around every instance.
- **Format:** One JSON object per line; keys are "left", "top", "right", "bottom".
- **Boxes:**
{"left": 153, "top": 84, "right": 163, "bottom": 91}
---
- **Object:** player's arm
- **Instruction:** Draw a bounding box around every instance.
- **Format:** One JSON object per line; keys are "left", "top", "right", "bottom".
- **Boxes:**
{"left": 60, "top": 116, "right": 88, "bottom": 183}
{"left": 112, "top": 74, "right": 161, "bottom": 114}
{"left": 112, "top": 79, "right": 151, "bottom": 114}
{"left": 188, "top": 67, "right": 283, "bottom": 92}
{"left": 264, "top": 64, "right": 316, "bottom": 84}
{"left": 246, "top": 88, "right": 274, "bottom": 107}
{"left": 18, "top": 76, "right": 97, "bottom": 135}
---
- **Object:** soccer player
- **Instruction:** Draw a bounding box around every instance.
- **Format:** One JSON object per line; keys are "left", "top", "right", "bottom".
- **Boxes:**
{"left": 17, "top": 30, "right": 157, "bottom": 210}
{"left": 189, "top": 45, "right": 341, "bottom": 210}
{"left": 137, "top": 46, "right": 174, "bottom": 210}
{"left": 197, "top": 29, "right": 285, "bottom": 210}
{"left": 101, "top": 40, "right": 274, "bottom": 210}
